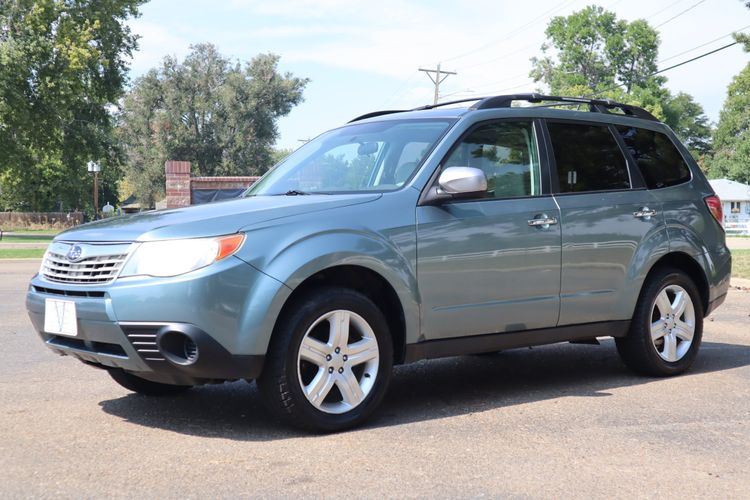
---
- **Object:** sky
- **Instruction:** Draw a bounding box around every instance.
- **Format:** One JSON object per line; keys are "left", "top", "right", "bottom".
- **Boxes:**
{"left": 126, "top": 0, "right": 750, "bottom": 151}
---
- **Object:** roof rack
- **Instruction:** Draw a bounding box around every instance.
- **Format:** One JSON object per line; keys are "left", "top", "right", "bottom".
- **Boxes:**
{"left": 348, "top": 110, "right": 407, "bottom": 123}
{"left": 348, "top": 93, "right": 658, "bottom": 123}
{"left": 347, "top": 97, "right": 484, "bottom": 123}
{"left": 469, "top": 93, "right": 658, "bottom": 121}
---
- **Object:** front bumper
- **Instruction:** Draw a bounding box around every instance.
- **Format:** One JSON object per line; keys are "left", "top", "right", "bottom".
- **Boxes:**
{"left": 26, "top": 256, "right": 281, "bottom": 385}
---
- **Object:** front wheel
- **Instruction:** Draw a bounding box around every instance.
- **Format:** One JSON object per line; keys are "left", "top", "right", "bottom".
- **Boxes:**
{"left": 616, "top": 267, "right": 703, "bottom": 376}
{"left": 258, "top": 287, "right": 393, "bottom": 432}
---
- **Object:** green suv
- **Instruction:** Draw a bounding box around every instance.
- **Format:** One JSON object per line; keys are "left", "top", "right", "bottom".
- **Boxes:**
{"left": 27, "top": 94, "right": 731, "bottom": 432}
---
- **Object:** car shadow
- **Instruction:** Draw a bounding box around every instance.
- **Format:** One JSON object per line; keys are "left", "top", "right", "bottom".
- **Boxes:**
{"left": 98, "top": 340, "right": 750, "bottom": 440}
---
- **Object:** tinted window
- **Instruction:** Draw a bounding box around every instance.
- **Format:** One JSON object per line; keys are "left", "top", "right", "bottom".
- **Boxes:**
{"left": 616, "top": 126, "right": 691, "bottom": 189}
{"left": 548, "top": 122, "right": 630, "bottom": 193}
{"left": 443, "top": 121, "right": 541, "bottom": 198}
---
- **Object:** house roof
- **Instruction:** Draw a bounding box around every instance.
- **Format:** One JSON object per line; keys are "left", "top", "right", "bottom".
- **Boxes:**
{"left": 709, "top": 179, "right": 750, "bottom": 201}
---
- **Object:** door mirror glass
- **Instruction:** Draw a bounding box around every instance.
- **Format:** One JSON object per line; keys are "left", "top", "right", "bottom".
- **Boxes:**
{"left": 438, "top": 166, "right": 488, "bottom": 194}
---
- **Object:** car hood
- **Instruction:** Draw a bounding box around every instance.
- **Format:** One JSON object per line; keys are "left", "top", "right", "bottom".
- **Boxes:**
{"left": 54, "top": 194, "right": 382, "bottom": 242}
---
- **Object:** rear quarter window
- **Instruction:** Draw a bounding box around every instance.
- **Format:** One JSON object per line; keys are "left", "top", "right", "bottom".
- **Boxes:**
{"left": 615, "top": 126, "right": 691, "bottom": 189}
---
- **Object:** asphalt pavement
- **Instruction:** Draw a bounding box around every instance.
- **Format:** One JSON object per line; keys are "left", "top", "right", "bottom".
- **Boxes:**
{"left": 1, "top": 260, "right": 749, "bottom": 498}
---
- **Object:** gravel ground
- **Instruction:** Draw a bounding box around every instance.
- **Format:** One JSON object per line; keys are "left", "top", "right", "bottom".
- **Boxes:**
{"left": 1, "top": 260, "right": 748, "bottom": 499}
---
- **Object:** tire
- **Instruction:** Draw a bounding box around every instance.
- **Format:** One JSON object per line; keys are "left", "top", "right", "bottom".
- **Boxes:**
{"left": 108, "top": 369, "right": 193, "bottom": 396}
{"left": 258, "top": 287, "right": 394, "bottom": 432}
{"left": 616, "top": 267, "right": 703, "bottom": 377}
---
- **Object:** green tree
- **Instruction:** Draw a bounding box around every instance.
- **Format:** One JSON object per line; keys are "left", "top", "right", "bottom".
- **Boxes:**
{"left": 706, "top": 0, "right": 750, "bottom": 182}
{"left": 0, "top": 0, "right": 144, "bottom": 211}
{"left": 271, "top": 147, "right": 296, "bottom": 166}
{"left": 118, "top": 43, "right": 309, "bottom": 207}
{"left": 530, "top": 6, "right": 660, "bottom": 95}
{"left": 530, "top": 5, "right": 711, "bottom": 162}
{"left": 708, "top": 63, "right": 750, "bottom": 183}
{"left": 735, "top": 2, "right": 750, "bottom": 50}
{"left": 661, "top": 92, "right": 712, "bottom": 162}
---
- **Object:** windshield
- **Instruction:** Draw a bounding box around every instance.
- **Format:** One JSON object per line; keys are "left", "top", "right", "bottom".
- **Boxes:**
{"left": 246, "top": 119, "right": 454, "bottom": 195}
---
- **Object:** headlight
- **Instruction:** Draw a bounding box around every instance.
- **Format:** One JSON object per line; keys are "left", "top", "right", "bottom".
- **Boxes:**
{"left": 119, "top": 234, "right": 245, "bottom": 278}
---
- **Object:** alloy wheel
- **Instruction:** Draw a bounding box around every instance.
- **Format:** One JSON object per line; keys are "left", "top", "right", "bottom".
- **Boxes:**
{"left": 650, "top": 284, "right": 695, "bottom": 362}
{"left": 296, "top": 310, "right": 380, "bottom": 414}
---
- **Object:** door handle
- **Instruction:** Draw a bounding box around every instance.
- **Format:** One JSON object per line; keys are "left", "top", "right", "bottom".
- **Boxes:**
{"left": 528, "top": 216, "right": 558, "bottom": 229}
{"left": 634, "top": 207, "right": 657, "bottom": 220}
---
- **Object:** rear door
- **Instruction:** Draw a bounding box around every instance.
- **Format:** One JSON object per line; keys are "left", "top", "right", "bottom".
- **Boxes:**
{"left": 416, "top": 119, "right": 562, "bottom": 340}
{"left": 544, "top": 120, "right": 667, "bottom": 325}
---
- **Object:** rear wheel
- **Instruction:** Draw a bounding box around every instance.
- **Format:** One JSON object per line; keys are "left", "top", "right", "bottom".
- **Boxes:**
{"left": 616, "top": 267, "right": 703, "bottom": 376}
{"left": 258, "top": 287, "right": 393, "bottom": 432}
{"left": 108, "top": 369, "right": 192, "bottom": 396}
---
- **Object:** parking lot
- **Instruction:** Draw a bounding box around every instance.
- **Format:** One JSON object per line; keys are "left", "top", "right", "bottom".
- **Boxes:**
{"left": 1, "top": 259, "right": 749, "bottom": 498}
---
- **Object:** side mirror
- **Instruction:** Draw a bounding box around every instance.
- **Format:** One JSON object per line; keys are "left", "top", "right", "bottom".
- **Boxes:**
{"left": 438, "top": 166, "right": 488, "bottom": 194}
{"left": 421, "top": 166, "right": 488, "bottom": 205}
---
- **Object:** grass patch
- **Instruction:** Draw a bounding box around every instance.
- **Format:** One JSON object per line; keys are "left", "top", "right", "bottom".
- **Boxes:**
{"left": 0, "top": 248, "right": 45, "bottom": 259}
{"left": 0, "top": 235, "right": 55, "bottom": 243}
{"left": 733, "top": 249, "right": 750, "bottom": 280}
{"left": 0, "top": 228, "right": 60, "bottom": 235}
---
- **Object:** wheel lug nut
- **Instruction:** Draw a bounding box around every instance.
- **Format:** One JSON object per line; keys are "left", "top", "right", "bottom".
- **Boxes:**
{"left": 326, "top": 354, "right": 332, "bottom": 361}
{"left": 338, "top": 367, "right": 344, "bottom": 374}
{"left": 342, "top": 355, "right": 348, "bottom": 361}
{"left": 335, "top": 347, "right": 341, "bottom": 354}
{"left": 328, "top": 367, "right": 334, "bottom": 374}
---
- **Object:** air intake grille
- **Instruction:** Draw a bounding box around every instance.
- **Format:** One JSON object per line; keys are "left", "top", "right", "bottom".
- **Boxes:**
{"left": 122, "top": 325, "right": 165, "bottom": 362}
{"left": 40, "top": 242, "right": 132, "bottom": 285}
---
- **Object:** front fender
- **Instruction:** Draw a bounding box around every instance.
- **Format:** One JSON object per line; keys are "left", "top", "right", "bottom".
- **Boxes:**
{"left": 236, "top": 219, "right": 420, "bottom": 353}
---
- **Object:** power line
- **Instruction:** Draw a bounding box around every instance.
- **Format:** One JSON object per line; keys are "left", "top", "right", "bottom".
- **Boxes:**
{"left": 658, "top": 24, "right": 750, "bottom": 64}
{"left": 645, "top": 0, "right": 688, "bottom": 21}
{"left": 653, "top": 41, "right": 737, "bottom": 76}
{"left": 587, "top": 40, "right": 739, "bottom": 97}
{"left": 390, "top": 0, "right": 734, "bottom": 108}
{"left": 455, "top": 42, "right": 537, "bottom": 72}
{"left": 381, "top": 72, "right": 421, "bottom": 107}
{"left": 655, "top": 0, "right": 707, "bottom": 28}
{"left": 449, "top": 40, "right": 739, "bottom": 102}
{"left": 469, "top": 72, "right": 530, "bottom": 91}
{"left": 441, "top": 0, "right": 577, "bottom": 64}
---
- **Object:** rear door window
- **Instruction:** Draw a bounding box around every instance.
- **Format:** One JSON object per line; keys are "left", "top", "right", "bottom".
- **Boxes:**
{"left": 547, "top": 122, "right": 630, "bottom": 193}
{"left": 615, "top": 126, "right": 691, "bottom": 189}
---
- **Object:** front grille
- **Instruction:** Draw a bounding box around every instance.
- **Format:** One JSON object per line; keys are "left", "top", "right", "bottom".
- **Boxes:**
{"left": 40, "top": 242, "right": 132, "bottom": 285}
{"left": 122, "top": 325, "right": 165, "bottom": 362}
{"left": 47, "top": 335, "right": 127, "bottom": 357}
{"left": 33, "top": 285, "right": 106, "bottom": 298}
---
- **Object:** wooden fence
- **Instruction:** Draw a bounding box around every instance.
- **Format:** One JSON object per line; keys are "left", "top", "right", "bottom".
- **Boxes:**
{"left": 0, "top": 212, "right": 84, "bottom": 230}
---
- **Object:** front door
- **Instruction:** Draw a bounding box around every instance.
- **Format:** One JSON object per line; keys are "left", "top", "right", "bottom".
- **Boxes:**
{"left": 416, "top": 120, "right": 562, "bottom": 340}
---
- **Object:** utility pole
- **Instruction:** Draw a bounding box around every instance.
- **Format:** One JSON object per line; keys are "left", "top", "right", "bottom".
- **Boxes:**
{"left": 419, "top": 63, "right": 457, "bottom": 105}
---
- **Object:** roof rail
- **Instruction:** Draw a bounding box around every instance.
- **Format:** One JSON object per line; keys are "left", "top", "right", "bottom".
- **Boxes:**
{"left": 348, "top": 97, "right": 485, "bottom": 122}
{"left": 348, "top": 110, "right": 406, "bottom": 123}
{"left": 349, "top": 93, "right": 658, "bottom": 123}
{"left": 469, "top": 93, "right": 658, "bottom": 121}
{"left": 410, "top": 97, "right": 484, "bottom": 111}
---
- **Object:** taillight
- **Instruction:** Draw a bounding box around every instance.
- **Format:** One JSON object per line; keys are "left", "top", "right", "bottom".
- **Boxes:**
{"left": 704, "top": 195, "right": 723, "bottom": 229}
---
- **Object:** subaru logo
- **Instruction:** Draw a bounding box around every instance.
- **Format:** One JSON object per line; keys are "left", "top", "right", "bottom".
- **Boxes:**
{"left": 66, "top": 245, "right": 83, "bottom": 262}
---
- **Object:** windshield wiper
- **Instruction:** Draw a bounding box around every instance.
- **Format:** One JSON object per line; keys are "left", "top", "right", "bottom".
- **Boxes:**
{"left": 275, "top": 189, "right": 311, "bottom": 196}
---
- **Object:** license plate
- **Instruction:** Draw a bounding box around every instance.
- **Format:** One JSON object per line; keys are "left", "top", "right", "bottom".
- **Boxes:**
{"left": 44, "top": 298, "right": 78, "bottom": 337}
